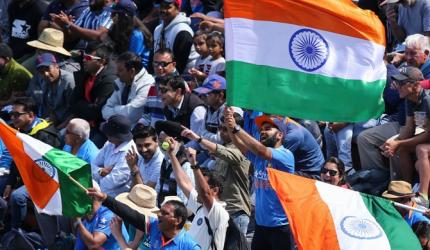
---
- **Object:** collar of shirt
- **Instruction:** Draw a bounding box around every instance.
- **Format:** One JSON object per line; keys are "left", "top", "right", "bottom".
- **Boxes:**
{"left": 168, "top": 95, "right": 184, "bottom": 115}
{"left": 111, "top": 140, "right": 134, "bottom": 153}
{"left": 25, "top": 117, "right": 42, "bottom": 133}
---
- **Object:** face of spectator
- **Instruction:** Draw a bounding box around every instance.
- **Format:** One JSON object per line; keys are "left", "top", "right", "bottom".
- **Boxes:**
{"left": 157, "top": 203, "right": 180, "bottom": 232}
{"left": 160, "top": 2, "right": 179, "bottom": 24}
{"left": 207, "top": 37, "right": 223, "bottom": 59}
{"left": 89, "top": 0, "right": 105, "bottom": 11}
{"left": 193, "top": 35, "right": 208, "bottom": 57}
{"left": 205, "top": 92, "right": 223, "bottom": 108}
{"left": 153, "top": 53, "right": 176, "bottom": 77}
{"left": 419, "top": 236, "right": 430, "bottom": 250}
{"left": 320, "top": 162, "right": 342, "bottom": 186}
{"left": 37, "top": 65, "right": 60, "bottom": 84}
{"left": 259, "top": 123, "right": 282, "bottom": 147}
{"left": 219, "top": 123, "right": 231, "bottom": 144}
{"left": 64, "top": 124, "right": 82, "bottom": 147}
{"left": 0, "top": 57, "right": 9, "bottom": 72}
{"left": 83, "top": 52, "right": 103, "bottom": 75}
{"left": 135, "top": 137, "right": 158, "bottom": 161}
{"left": 159, "top": 83, "right": 180, "bottom": 106}
{"left": 396, "top": 81, "right": 416, "bottom": 99}
{"left": 405, "top": 46, "right": 428, "bottom": 68}
{"left": 11, "top": 105, "right": 34, "bottom": 131}
{"left": 116, "top": 60, "right": 135, "bottom": 85}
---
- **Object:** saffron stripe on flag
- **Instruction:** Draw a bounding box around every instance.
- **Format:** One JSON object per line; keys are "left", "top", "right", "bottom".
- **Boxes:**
{"left": 224, "top": 0, "right": 385, "bottom": 45}
{"left": 226, "top": 61, "right": 385, "bottom": 122}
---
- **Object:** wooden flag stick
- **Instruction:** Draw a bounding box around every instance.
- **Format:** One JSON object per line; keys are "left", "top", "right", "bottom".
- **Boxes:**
{"left": 393, "top": 202, "right": 427, "bottom": 214}
{"left": 68, "top": 175, "right": 88, "bottom": 193}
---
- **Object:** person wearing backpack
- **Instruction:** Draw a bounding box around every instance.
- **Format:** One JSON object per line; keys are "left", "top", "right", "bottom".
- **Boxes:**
{"left": 165, "top": 137, "right": 230, "bottom": 250}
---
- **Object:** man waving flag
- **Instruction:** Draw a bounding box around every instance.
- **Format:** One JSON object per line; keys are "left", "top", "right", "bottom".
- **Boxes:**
{"left": 225, "top": 0, "right": 386, "bottom": 122}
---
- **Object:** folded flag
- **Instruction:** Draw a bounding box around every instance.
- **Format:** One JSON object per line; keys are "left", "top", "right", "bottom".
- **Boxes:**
{"left": 225, "top": 0, "right": 386, "bottom": 122}
{"left": 0, "top": 122, "right": 92, "bottom": 217}
{"left": 267, "top": 168, "right": 421, "bottom": 250}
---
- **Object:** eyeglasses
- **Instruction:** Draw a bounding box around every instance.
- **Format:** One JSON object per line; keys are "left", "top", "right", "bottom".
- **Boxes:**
{"left": 83, "top": 53, "right": 102, "bottom": 61}
{"left": 10, "top": 111, "right": 28, "bottom": 118}
{"left": 158, "top": 86, "right": 170, "bottom": 94}
{"left": 153, "top": 61, "right": 173, "bottom": 68}
{"left": 320, "top": 168, "right": 338, "bottom": 177}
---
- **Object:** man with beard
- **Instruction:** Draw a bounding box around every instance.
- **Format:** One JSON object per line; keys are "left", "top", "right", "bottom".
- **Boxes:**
{"left": 224, "top": 107, "right": 296, "bottom": 250}
{"left": 153, "top": 0, "right": 199, "bottom": 74}
{"left": 50, "top": 0, "right": 113, "bottom": 49}
{"left": 125, "top": 126, "right": 164, "bottom": 188}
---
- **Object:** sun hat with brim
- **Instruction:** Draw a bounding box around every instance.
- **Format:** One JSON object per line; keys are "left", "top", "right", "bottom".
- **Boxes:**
{"left": 115, "top": 184, "right": 159, "bottom": 217}
{"left": 101, "top": 114, "right": 133, "bottom": 141}
{"left": 255, "top": 115, "right": 281, "bottom": 129}
{"left": 27, "top": 28, "right": 71, "bottom": 57}
{"left": 382, "top": 181, "right": 415, "bottom": 199}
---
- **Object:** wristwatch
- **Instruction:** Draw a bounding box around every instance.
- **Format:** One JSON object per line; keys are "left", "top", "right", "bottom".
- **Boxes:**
{"left": 196, "top": 137, "right": 203, "bottom": 143}
{"left": 130, "top": 168, "right": 139, "bottom": 177}
{"left": 232, "top": 125, "right": 241, "bottom": 134}
{"left": 191, "top": 164, "right": 201, "bottom": 170}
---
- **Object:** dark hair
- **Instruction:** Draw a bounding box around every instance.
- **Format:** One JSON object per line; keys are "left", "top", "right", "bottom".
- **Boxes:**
{"left": 165, "top": 200, "right": 188, "bottom": 228}
{"left": 85, "top": 42, "right": 112, "bottom": 62}
{"left": 194, "top": 30, "right": 208, "bottom": 40}
{"left": 413, "top": 221, "right": 430, "bottom": 241}
{"left": 324, "top": 157, "right": 346, "bottom": 185}
{"left": 154, "top": 48, "right": 175, "bottom": 61}
{"left": 117, "top": 52, "right": 143, "bottom": 72}
{"left": 220, "top": 112, "right": 244, "bottom": 128}
{"left": 108, "top": 13, "right": 134, "bottom": 54}
{"left": 201, "top": 168, "right": 224, "bottom": 196}
{"left": 13, "top": 98, "right": 37, "bottom": 114}
{"left": 207, "top": 31, "right": 225, "bottom": 56}
{"left": 132, "top": 126, "right": 157, "bottom": 142}
{"left": 158, "top": 73, "right": 186, "bottom": 94}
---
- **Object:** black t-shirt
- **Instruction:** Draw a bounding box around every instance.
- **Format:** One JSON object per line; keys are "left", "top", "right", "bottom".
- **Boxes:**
{"left": 405, "top": 89, "right": 430, "bottom": 122}
{"left": 8, "top": 0, "right": 45, "bottom": 59}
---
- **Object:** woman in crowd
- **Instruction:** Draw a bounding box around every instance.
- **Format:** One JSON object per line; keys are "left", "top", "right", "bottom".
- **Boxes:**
{"left": 320, "top": 157, "right": 351, "bottom": 189}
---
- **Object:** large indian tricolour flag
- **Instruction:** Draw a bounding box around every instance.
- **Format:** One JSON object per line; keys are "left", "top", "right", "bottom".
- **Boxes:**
{"left": 0, "top": 122, "right": 92, "bottom": 217}
{"left": 225, "top": 0, "right": 386, "bottom": 122}
{"left": 267, "top": 168, "right": 421, "bottom": 250}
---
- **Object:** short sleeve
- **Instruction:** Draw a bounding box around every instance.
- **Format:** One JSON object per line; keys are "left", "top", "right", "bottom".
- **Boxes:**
{"left": 94, "top": 209, "right": 114, "bottom": 236}
{"left": 270, "top": 147, "right": 295, "bottom": 173}
{"left": 186, "top": 189, "right": 201, "bottom": 214}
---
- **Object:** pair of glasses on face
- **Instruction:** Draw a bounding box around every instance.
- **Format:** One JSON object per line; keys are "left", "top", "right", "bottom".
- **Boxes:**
{"left": 83, "top": 53, "right": 102, "bottom": 62}
{"left": 153, "top": 61, "right": 173, "bottom": 68}
{"left": 320, "top": 168, "right": 338, "bottom": 177}
{"left": 10, "top": 111, "right": 28, "bottom": 118}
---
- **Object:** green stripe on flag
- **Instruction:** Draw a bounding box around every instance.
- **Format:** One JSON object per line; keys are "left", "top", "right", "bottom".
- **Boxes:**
{"left": 360, "top": 193, "right": 421, "bottom": 249}
{"left": 43, "top": 149, "right": 93, "bottom": 217}
{"left": 226, "top": 61, "right": 385, "bottom": 122}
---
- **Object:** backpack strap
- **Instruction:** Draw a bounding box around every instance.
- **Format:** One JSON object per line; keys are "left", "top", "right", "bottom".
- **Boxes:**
{"left": 198, "top": 205, "right": 217, "bottom": 250}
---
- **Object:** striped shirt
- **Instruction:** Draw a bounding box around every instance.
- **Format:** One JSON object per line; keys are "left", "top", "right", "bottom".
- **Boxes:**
{"left": 137, "top": 147, "right": 164, "bottom": 185}
{"left": 74, "top": 6, "right": 113, "bottom": 30}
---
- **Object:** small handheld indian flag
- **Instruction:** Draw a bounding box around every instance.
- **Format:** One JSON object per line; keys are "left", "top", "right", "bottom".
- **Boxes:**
{"left": 225, "top": 0, "right": 386, "bottom": 122}
{"left": 0, "top": 122, "right": 92, "bottom": 217}
{"left": 267, "top": 168, "right": 421, "bottom": 250}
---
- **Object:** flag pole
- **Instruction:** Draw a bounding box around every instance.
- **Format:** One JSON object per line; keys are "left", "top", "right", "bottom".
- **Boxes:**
{"left": 68, "top": 175, "right": 88, "bottom": 192}
{"left": 393, "top": 202, "right": 427, "bottom": 214}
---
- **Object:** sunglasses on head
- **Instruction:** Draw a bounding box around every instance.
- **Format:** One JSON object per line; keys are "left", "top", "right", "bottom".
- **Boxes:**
{"left": 320, "top": 168, "right": 338, "bottom": 176}
{"left": 83, "top": 53, "right": 102, "bottom": 61}
{"left": 153, "top": 61, "right": 173, "bottom": 68}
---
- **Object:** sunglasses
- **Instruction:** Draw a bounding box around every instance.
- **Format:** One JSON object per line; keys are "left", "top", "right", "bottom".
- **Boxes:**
{"left": 83, "top": 53, "right": 102, "bottom": 61}
{"left": 153, "top": 61, "right": 173, "bottom": 68}
{"left": 320, "top": 168, "right": 338, "bottom": 177}
{"left": 10, "top": 111, "right": 28, "bottom": 118}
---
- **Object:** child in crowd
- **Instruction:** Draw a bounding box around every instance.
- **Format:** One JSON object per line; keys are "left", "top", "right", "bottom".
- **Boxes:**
{"left": 188, "top": 31, "right": 210, "bottom": 83}
{"left": 206, "top": 31, "right": 225, "bottom": 76}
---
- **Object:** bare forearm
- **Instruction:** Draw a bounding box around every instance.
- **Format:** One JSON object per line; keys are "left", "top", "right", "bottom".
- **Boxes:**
{"left": 193, "top": 168, "right": 213, "bottom": 209}
{"left": 398, "top": 131, "right": 430, "bottom": 148}
{"left": 77, "top": 225, "right": 103, "bottom": 249}
{"left": 235, "top": 129, "right": 268, "bottom": 158}
{"left": 68, "top": 23, "right": 107, "bottom": 41}
{"left": 169, "top": 154, "right": 192, "bottom": 197}
{"left": 130, "top": 165, "right": 144, "bottom": 186}
{"left": 199, "top": 137, "right": 217, "bottom": 153}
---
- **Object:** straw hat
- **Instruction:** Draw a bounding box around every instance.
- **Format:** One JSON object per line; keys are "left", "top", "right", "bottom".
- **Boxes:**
{"left": 382, "top": 181, "right": 415, "bottom": 199}
{"left": 27, "top": 28, "right": 71, "bottom": 57}
{"left": 115, "top": 184, "right": 159, "bottom": 217}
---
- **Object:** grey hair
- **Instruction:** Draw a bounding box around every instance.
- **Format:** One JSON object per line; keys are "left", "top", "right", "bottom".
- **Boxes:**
{"left": 68, "top": 118, "right": 90, "bottom": 140}
{"left": 405, "top": 34, "right": 430, "bottom": 52}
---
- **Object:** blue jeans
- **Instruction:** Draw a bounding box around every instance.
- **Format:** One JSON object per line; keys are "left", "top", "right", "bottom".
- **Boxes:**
{"left": 10, "top": 185, "right": 30, "bottom": 229}
{"left": 324, "top": 124, "right": 354, "bottom": 169}
{"left": 232, "top": 211, "right": 250, "bottom": 235}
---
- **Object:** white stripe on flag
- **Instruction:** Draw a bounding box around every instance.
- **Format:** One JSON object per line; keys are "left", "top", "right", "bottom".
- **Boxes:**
{"left": 315, "top": 181, "right": 390, "bottom": 250}
{"left": 225, "top": 18, "right": 386, "bottom": 82}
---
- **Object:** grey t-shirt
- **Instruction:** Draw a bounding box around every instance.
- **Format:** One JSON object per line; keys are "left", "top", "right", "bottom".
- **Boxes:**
{"left": 405, "top": 90, "right": 430, "bottom": 121}
{"left": 398, "top": 0, "right": 430, "bottom": 36}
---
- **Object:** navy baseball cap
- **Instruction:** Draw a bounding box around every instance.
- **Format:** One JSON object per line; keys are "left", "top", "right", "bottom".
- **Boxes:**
{"left": 112, "top": 0, "right": 137, "bottom": 16}
{"left": 36, "top": 53, "right": 57, "bottom": 68}
{"left": 193, "top": 74, "right": 226, "bottom": 94}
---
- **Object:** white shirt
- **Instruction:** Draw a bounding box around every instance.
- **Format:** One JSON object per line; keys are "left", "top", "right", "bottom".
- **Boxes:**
{"left": 187, "top": 189, "right": 229, "bottom": 250}
{"left": 207, "top": 57, "right": 225, "bottom": 76}
{"left": 91, "top": 140, "right": 135, "bottom": 197}
{"left": 156, "top": 161, "right": 195, "bottom": 204}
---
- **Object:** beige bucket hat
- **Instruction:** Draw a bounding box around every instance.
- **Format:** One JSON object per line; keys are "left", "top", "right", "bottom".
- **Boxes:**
{"left": 115, "top": 184, "right": 159, "bottom": 217}
{"left": 27, "top": 28, "right": 71, "bottom": 57}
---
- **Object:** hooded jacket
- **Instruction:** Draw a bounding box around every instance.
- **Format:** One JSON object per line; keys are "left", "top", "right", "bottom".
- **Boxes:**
{"left": 153, "top": 12, "right": 199, "bottom": 73}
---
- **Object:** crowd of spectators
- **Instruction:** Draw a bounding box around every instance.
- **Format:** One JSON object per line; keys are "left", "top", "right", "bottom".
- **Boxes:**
{"left": 0, "top": 0, "right": 430, "bottom": 249}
